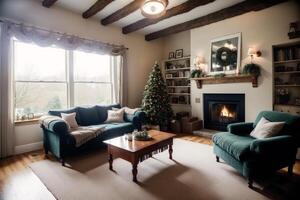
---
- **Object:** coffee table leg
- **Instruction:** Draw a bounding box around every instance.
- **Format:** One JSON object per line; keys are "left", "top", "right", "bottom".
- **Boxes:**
{"left": 108, "top": 153, "right": 113, "bottom": 170}
{"left": 132, "top": 163, "right": 138, "bottom": 182}
{"left": 169, "top": 144, "right": 173, "bottom": 160}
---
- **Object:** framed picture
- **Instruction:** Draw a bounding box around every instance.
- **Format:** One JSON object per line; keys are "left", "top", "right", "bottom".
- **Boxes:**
{"left": 169, "top": 52, "right": 175, "bottom": 59}
{"left": 209, "top": 33, "right": 241, "bottom": 75}
{"left": 175, "top": 49, "right": 183, "bottom": 58}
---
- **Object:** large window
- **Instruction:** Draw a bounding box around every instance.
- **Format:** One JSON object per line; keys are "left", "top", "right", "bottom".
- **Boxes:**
{"left": 14, "top": 41, "right": 114, "bottom": 120}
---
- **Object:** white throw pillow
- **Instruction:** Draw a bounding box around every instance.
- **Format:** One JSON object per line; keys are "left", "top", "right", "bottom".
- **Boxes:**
{"left": 250, "top": 117, "right": 285, "bottom": 139}
{"left": 61, "top": 112, "right": 79, "bottom": 130}
{"left": 106, "top": 109, "right": 125, "bottom": 123}
{"left": 112, "top": 107, "right": 139, "bottom": 115}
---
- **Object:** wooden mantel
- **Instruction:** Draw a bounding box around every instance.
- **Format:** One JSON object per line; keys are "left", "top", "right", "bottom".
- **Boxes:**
{"left": 191, "top": 75, "right": 258, "bottom": 89}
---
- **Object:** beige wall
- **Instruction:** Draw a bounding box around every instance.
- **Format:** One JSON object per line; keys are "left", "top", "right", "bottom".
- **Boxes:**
{"left": 0, "top": 0, "right": 163, "bottom": 152}
{"left": 163, "top": 30, "right": 191, "bottom": 59}
{"left": 190, "top": 1, "right": 300, "bottom": 122}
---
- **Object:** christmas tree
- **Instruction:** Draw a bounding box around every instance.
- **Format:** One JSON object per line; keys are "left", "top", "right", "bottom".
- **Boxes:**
{"left": 142, "top": 62, "right": 173, "bottom": 128}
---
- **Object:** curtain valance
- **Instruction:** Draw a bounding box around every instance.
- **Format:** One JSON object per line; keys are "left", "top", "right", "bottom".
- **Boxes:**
{"left": 3, "top": 21, "right": 127, "bottom": 55}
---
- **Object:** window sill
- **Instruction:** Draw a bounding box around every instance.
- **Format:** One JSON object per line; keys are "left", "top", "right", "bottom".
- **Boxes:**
{"left": 15, "top": 119, "right": 39, "bottom": 126}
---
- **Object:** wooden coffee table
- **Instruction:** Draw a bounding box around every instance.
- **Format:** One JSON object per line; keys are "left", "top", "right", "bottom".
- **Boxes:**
{"left": 103, "top": 130, "right": 175, "bottom": 182}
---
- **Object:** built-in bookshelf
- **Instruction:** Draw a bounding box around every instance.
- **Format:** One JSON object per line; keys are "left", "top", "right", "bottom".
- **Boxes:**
{"left": 163, "top": 56, "right": 191, "bottom": 106}
{"left": 272, "top": 41, "right": 300, "bottom": 115}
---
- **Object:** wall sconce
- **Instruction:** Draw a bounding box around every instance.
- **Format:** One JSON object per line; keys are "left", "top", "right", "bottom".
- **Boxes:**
{"left": 248, "top": 47, "right": 262, "bottom": 63}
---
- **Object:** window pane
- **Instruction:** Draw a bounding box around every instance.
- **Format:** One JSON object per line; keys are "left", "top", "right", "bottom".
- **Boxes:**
{"left": 74, "top": 83, "right": 111, "bottom": 106}
{"left": 15, "top": 82, "right": 67, "bottom": 117}
{"left": 14, "top": 41, "right": 66, "bottom": 81}
{"left": 74, "top": 51, "right": 111, "bottom": 82}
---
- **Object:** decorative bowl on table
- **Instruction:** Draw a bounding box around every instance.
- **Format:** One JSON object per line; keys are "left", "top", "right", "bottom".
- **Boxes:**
{"left": 134, "top": 131, "right": 152, "bottom": 141}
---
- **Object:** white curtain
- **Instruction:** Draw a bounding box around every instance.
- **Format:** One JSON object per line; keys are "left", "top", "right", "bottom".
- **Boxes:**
{"left": 111, "top": 54, "right": 128, "bottom": 106}
{"left": 0, "top": 22, "right": 15, "bottom": 158}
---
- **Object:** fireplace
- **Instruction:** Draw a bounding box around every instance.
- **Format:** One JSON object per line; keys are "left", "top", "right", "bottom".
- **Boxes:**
{"left": 203, "top": 94, "right": 245, "bottom": 131}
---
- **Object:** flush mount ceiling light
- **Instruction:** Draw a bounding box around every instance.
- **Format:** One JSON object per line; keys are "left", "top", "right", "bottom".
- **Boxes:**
{"left": 141, "top": 0, "right": 169, "bottom": 19}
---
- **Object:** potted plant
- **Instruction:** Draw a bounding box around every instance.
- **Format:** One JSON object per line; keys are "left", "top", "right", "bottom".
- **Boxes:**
{"left": 242, "top": 63, "right": 261, "bottom": 77}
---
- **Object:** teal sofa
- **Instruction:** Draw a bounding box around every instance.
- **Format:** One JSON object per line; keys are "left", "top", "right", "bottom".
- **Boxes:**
{"left": 41, "top": 104, "right": 146, "bottom": 166}
{"left": 212, "top": 111, "right": 300, "bottom": 188}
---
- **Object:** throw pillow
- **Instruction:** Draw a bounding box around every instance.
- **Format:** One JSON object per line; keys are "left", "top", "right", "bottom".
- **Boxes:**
{"left": 112, "top": 107, "right": 139, "bottom": 115}
{"left": 250, "top": 117, "right": 285, "bottom": 139}
{"left": 106, "top": 109, "right": 125, "bottom": 123}
{"left": 61, "top": 112, "right": 79, "bottom": 129}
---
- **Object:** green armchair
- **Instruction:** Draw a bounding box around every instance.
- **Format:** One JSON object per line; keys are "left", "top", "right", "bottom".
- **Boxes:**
{"left": 212, "top": 111, "right": 300, "bottom": 188}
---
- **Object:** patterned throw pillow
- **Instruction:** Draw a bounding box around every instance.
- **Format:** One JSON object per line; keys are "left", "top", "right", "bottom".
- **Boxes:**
{"left": 250, "top": 117, "right": 285, "bottom": 139}
{"left": 105, "top": 109, "right": 125, "bottom": 123}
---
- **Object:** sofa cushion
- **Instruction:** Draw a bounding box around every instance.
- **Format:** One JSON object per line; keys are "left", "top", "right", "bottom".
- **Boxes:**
{"left": 96, "top": 104, "right": 122, "bottom": 123}
{"left": 102, "top": 122, "right": 134, "bottom": 138}
{"left": 49, "top": 107, "right": 81, "bottom": 124}
{"left": 213, "top": 132, "right": 255, "bottom": 161}
{"left": 77, "top": 106, "right": 101, "bottom": 126}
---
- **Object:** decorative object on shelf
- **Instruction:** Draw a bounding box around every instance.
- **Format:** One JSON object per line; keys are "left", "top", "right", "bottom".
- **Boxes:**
{"left": 28, "top": 113, "right": 35, "bottom": 120}
{"left": 242, "top": 63, "right": 261, "bottom": 77}
{"left": 210, "top": 33, "right": 241, "bottom": 75}
{"left": 178, "top": 96, "right": 186, "bottom": 104}
{"left": 175, "top": 49, "right": 183, "bottom": 58}
{"left": 295, "top": 98, "right": 300, "bottom": 106}
{"left": 168, "top": 52, "right": 174, "bottom": 59}
{"left": 213, "top": 73, "right": 226, "bottom": 78}
{"left": 171, "top": 96, "right": 179, "bottom": 104}
{"left": 165, "top": 73, "right": 172, "bottom": 78}
{"left": 288, "top": 21, "right": 300, "bottom": 39}
{"left": 274, "top": 65, "right": 285, "bottom": 72}
{"left": 190, "top": 69, "right": 202, "bottom": 78}
{"left": 141, "top": 0, "right": 168, "bottom": 19}
{"left": 276, "top": 88, "right": 290, "bottom": 104}
{"left": 142, "top": 62, "right": 173, "bottom": 130}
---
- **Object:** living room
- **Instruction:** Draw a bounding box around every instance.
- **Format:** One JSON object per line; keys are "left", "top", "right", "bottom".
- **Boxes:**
{"left": 0, "top": 0, "right": 299, "bottom": 199}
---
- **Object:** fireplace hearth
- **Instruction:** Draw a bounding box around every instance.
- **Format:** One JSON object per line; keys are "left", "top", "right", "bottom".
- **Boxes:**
{"left": 203, "top": 94, "right": 245, "bottom": 131}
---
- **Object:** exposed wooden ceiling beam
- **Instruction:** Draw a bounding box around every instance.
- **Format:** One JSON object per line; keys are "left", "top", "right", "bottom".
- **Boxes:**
{"left": 82, "top": 0, "right": 114, "bottom": 19}
{"left": 101, "top": 0, "right": 144, "bottom": 25}
{"left": 42, "top": 0, "right": 58, "bottom": 8}
{"left": 145, "top": 0, "right": 287, "bottom": 41}
{"left": 123, "top": 0, "right": 215, "bottom": 34}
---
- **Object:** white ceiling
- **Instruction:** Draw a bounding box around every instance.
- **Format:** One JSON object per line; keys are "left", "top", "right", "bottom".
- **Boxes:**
{"left": 54, "top": 0, "right": 245, "bottom": 34}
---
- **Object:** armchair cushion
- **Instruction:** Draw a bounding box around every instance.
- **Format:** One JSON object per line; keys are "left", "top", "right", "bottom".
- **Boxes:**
{"left": 250, "top": 135, "right": 297, "bottom": 157}
{"left": 227, "top": 122, "right": 254, "bottom": 135}
{"left": 213, "top": 132, "right": 255, "bottom": 161}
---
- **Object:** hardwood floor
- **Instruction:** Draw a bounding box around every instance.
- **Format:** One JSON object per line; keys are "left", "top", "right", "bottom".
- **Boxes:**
{"left": 0, "top": 134, "right": 299, "bottom": 200}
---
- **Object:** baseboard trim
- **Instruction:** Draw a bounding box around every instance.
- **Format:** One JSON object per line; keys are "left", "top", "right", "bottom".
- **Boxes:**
{"left": 14, "top": 141, "right": 43, "bottom": 155}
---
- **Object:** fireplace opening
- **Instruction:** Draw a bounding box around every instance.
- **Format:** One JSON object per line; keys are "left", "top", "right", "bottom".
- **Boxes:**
{"left": 203, "top": 94, "right": 245, "bottom": 131}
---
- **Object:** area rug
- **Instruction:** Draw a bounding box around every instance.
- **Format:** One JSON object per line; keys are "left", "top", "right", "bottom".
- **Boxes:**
{"left": 30, "top": 139, "right": 299, "bottom": 200}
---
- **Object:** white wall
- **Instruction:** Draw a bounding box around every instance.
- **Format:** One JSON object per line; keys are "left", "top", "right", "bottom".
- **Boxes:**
{"left": 0, "top": 0, "right": 164, "bottom": 153}
{"left": 190, "top": 1, "right": 300, "bottom": 122}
